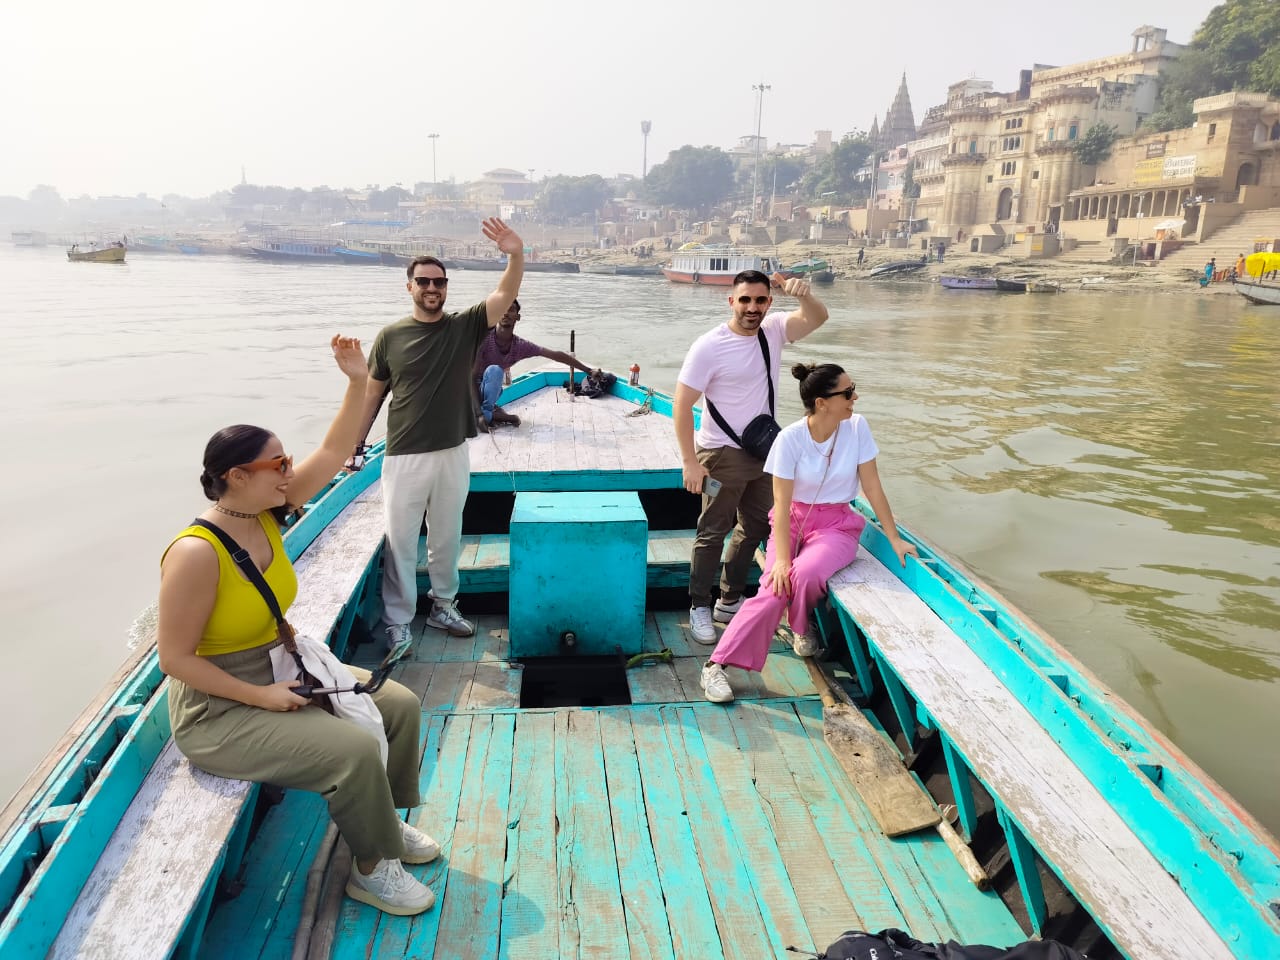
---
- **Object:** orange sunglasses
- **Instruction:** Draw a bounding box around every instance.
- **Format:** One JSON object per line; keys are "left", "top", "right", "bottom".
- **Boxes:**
{"left": 237, "top": 454, "right": 294, "bottom": 475}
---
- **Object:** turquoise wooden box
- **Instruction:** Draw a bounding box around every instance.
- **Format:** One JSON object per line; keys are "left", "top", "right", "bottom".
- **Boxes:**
{"left": 508, "top": 491, "right": 648, "bottom": 657}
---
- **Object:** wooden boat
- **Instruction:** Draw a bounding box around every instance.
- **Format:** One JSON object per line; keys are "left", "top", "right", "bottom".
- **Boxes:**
{"left": 66, "top": 244, "right": 126, "bottom": 263}
{"left": 994, "top": 277, "right": 1027, "bottom": 293}
{"left": 940, "top": 275, "right": 997, "bottom": 290}
{"left": 10, "top": 230, "right": 47, "bottom": 247}
{"left": 866, "top": 259, "right": 927, "bottom": 279}
{"left": 1027, "top": 280, "right": 1063, "bottom": 293}
{"left": 333, "top": 243, "right": 385, "bottom": 266}
{"left": 2, "top": 372, "right": 1277, "bottom": 959}
{"left": 248, "top": 238, "right": 339, "bottom": 263}
{"left": 580, "top": 263, "right": 665, "bottom": 276}
{"left": 453, "top": 257, "right": 580, "bottom": 273}
{"left": 786, "top": 259, "right": 836, "bottom": 283}
{"left": 1233, "top": 277, "right": 1280, "bottom": 305}
{"left": 662, "top": 248, "right": 784, "bottom": 285}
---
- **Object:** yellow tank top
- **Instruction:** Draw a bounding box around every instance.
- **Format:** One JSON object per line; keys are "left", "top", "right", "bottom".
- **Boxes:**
{"left": 163, "top": 514, "right": 299, "bottom": 657}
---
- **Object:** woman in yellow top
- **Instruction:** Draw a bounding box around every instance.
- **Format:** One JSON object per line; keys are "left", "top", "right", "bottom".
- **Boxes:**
{"left": 158, "top": 335, "right": 437, "bottom": 917}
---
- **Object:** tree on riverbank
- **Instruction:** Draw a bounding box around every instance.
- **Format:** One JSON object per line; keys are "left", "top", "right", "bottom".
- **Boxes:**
{"left": 644, "top": 146, "right": 735, "bottom": 213}
{"left": 536, "top": 175, "right": 609, "bottom": 220}
{"left": 1145, "top": 0, "right": 1280, "bottom": 132}
{"left": 800, "top": 134, "right": 873, "bottom": 204}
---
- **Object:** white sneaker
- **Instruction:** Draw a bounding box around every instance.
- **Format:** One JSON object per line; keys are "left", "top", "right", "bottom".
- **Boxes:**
{"left": 713, "top": 596, "right": 743, "bottom": 623}
{"left": 384, "top": 622, "right": 413, "bottom": 652}
{"left": 400, "top": 820, "right": 441, "bottom": 864}
{"left": 700, "top": 661, "right": 734, "bottom": 703}
{"left": 688, "top": 606, "right": 717, "bottom": 644}
{"left": 427, "top": 599, "right": 474, "bottom": 637}
{"left": 346, "top": 858, "right": 435, "bottom": 916}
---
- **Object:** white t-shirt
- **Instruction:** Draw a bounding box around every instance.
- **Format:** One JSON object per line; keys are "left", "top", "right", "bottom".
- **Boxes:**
{"left": 677, "top": 312, "right": 789, "bottom": 450}
{"left": 765, "top": 415, "right": 879, "bottom": 504}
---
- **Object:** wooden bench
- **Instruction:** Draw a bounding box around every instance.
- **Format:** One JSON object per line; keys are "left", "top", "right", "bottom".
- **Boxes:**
{"left": 50, "top": 484, "right": 388, "bottom": 959}
{"left": 437, "top": 529, "right": 761, "bottom": 593}
{"left": 826, "top": 547, "right": 1236, "bottom": 959}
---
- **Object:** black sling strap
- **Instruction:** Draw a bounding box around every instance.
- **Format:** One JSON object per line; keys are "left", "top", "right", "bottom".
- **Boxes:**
{"left": 190, "top": 518, "right": 305, "bottom": 673}
{"left": 704, "top": 329, "right": 774, "bottom": 445}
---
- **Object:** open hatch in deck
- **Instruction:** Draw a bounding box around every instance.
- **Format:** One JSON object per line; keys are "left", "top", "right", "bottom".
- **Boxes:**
{"left": 200, "top": 613, "right": 1024, "bottom": 959}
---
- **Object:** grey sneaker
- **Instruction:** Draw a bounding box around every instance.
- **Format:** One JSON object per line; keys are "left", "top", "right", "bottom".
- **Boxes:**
{"left": 427, "top": 599, "right": 474, "bottom": 637}
{"left": 713, "top": 595, "right": 743, "bottom": 623}
{"left": 700, "top": 661, "right": 734, "bottom": 703}
{"left": 400, "top": 820, "right": 441, "bottom": 865}
{"left": 346, "top": 858, "right": 435, "bottom": 916}
{"left": 789, "top": 627, "right": 819, "bottom": 657}
{"left": 384, "top": 622, "right": 413, "bottom": 652}
{"left": 688, "top": 606, "right": 716, "bottom": 644}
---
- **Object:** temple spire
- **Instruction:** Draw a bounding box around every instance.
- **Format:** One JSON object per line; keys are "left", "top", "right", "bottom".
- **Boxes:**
{"left": 880, "top": 73, "right": 917, "bottom": 150}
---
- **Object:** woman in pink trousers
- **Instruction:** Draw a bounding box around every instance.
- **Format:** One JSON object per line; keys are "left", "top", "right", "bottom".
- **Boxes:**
{"left": 700, "top": 361, "right": 917, "bottom": 703}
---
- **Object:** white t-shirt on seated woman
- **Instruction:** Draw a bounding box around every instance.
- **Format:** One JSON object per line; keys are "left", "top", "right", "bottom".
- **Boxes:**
{"left": 764, "top": 415, "right": 879, "bottom": 505}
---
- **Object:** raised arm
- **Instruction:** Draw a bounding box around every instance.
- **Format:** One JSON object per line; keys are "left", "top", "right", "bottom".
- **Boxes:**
{"left": 287, "top": 335, "right": 372, "bottom": 506}
{"left": 482, "top": 218, "right": 525, "bottom": 326}
{"left": 857, "top": 458, "right": 918, "bottom": 567}
{"left": 673, "top": 381, "right": 708, "bottom": 495}
{"left": 771, "top": 274, "right": 830, "bottom": 342}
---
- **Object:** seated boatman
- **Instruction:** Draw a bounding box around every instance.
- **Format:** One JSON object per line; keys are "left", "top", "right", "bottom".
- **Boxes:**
{"left": 472, "top": 299, "right": 598, "bottom": 430}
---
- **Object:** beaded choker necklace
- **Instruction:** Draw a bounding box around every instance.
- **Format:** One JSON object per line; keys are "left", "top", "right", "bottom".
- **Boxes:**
{"left": 214, "top": 503, "right": 258, "bottom": 520}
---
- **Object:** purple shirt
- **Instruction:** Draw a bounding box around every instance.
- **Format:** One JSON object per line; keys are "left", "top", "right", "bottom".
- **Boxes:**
{"left": 474, "top": 331, "right": 545, "bottom": 376}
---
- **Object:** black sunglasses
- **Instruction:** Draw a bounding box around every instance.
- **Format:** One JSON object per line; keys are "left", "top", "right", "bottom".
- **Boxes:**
{"left": 413, "top": 276, "right": 449, "bottom": 289}
{"left": 735, "top": 295, "right": 770, "bottom": 305}
{"left": 823, "top": 385, "right": 856, "bottom": 400}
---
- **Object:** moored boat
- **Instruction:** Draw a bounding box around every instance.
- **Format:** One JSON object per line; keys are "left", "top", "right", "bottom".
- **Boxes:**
{"left": 333, "top": 242, "right": 385, "bottom": 266}
{"left": 1, "top": 372, "right": 1277, "bottom": 959}
{"left": 866, "top": 259, "right": 928, "bottom": 279}
{"left": 662, "top": 248, "right": 783, "bottom": 285}
{"left": 10, "top": 230, "right": 48, "bottom": 247}
{"left": 995, "top": 277, "right": 1028, "bottom": 293}
{"left": 248, "top": 237, "right": 339, "bottom": 263}
{"left": 786, "top": 258, "right": 836, "bottom": 283}
{"left": 940, "top": 275, "right": 997, "bottom": 290}
{"left": 66, "top": 243, "right": 126, "bottom": 263}
{"left": 1233, "top": 277, "right": 1280, "bottom": 305}
{"left": 1027, "top": 280, "right": 1063, "bottom": 293}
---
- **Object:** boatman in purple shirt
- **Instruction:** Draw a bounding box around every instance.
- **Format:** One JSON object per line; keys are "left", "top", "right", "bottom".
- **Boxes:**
{"left": 472, "top": 299, "right": 598, "bottom": 430}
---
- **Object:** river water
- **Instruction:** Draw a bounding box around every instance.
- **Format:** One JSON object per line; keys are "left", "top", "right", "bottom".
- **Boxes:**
{"left": 2, "top": 246, "right": 1277, "bottom": 835}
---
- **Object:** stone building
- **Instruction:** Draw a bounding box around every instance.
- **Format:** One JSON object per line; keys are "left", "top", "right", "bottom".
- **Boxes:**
{"left": 934, "top": 26, "right": 1183, "bottom": 245}
{"left": 1061, "top": 91, "right": 1280, "bottom": 244}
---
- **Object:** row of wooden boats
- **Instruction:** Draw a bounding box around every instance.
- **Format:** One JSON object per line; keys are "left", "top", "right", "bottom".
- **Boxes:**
{"left": 939, "top": 275, "right": 1062, "bottom": 293}
{"left": 0, "top": 372, "right": 1276, "bottom": 958}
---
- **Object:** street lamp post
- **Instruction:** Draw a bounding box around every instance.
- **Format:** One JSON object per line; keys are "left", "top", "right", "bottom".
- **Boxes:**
{"left": 641, "top": 120, "right": 652, "bottom": 180}
{"left": 427, "top": 133, "right": 440, "bottom": 195}
{"left": 751, "top": 81, "right": 770, "bottom": 222}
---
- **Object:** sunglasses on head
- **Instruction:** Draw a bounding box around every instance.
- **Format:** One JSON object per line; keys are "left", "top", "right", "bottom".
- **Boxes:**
{"left": 735, "top": 295, "right": 770, "bottom": 305}
{"left": 822, "top": 385, "right": 856, "bottom": 400}
{"left": 412, "top": 276, "right": 449, "bottom": 289}
{"left": 237, "top": 454, "right": 293, "bottom": 475}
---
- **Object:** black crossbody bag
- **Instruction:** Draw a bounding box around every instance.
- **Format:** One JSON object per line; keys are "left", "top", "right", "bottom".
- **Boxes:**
{"left": 705, "top": 329, "right": 782, "bottom": 461}
{"left": 191, "top": 518, "right": 331, "bottom": 711}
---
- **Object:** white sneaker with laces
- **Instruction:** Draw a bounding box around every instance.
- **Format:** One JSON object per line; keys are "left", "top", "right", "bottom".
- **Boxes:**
{"left": 688, "top": 606, "right": 716, "bottom": 644}
{"left": 427, "top": 599, "right": 474, "bottom": 637}
{"left": 713, "top": 596, "right": 743, "bottom": 623}
{"left": 384, "top": 622, "right": 413, "bottom": 652}
{"left": 400, "top": 820, "right": 441, "bottom": 864}
{"left": 345, "top": 858, "right": 435, "bottom": 916}
{"left": 700, "top": 661, "right": 735, "bottom": 703}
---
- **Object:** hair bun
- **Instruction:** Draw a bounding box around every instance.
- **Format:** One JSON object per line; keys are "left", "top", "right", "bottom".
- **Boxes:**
{"left": 791, "top": 361, "right": 815, "bottom": 381}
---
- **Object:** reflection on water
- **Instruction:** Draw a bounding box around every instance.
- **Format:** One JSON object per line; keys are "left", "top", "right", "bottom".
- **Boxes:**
{"left": 2, "top": 248, "right": 1277, "bottom": 833}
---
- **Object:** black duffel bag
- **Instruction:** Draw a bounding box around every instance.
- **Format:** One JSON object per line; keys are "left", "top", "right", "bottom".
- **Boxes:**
{"left": 817, "top": 928, "right": 1087, "bottom": 960}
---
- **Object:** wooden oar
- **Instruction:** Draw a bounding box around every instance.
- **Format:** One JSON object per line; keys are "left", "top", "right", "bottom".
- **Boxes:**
{"left": 802, "top": 656, "right": 990, "bottom": 889}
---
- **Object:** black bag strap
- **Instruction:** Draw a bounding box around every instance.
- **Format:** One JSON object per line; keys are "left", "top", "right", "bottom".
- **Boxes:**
{"left": 190, "top": 519, "right": 298, "bottom": 654}
{"left": 705, "top": 329, "right": 774, "bottom": 441}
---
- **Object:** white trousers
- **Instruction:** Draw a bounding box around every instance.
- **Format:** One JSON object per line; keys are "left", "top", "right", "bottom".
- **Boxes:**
{"left": 380, "top": 444, "right": 470, "bottom": 626}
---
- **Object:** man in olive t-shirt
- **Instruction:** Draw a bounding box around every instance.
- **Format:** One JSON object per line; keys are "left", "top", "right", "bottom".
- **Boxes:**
{"left": 357, "top": 218, "right": 524, "bottom": 648}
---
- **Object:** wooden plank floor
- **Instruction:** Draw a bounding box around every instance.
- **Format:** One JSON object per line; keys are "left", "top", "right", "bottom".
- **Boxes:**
{"left": 467, "top": 388, "right": 683, "bottom": 477}
{"left": 201, "top": 609, "right": 1025, "bottom": 958}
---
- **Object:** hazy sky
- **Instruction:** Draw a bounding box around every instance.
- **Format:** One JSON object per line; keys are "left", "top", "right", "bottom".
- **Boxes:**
{"left": 1, "top": 0, "right": 1216, "bottom": 199}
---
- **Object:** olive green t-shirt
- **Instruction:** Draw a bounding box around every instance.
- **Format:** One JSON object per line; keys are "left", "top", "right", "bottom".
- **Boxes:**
{"left": 368, "top": 303, "right": 489, "bottom": 455}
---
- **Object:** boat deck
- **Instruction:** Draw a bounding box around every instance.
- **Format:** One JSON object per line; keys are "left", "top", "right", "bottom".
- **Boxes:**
{"left": 198, "top": 613, "right": 1024, "bottom": 959}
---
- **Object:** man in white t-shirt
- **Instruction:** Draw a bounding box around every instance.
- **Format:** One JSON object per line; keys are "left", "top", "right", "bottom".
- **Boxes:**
{"left": 673, "top": 269, "right": 830, "bottom": 643}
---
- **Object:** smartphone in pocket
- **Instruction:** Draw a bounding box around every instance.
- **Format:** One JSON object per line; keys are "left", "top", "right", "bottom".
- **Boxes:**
{"left": 704, "top": 477, "right": 722, "bottom": 497}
